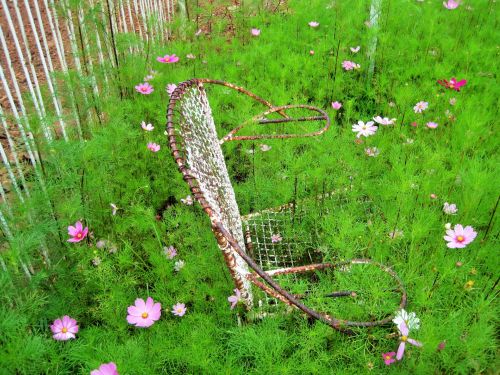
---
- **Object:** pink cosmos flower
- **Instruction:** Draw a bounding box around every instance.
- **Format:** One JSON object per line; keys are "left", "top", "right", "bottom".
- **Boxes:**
{"left": 342, "top": 60, "right": 360, "bottom": 70}
{"left": 309, "top": 50, "right": 315, "bottom": 55}
{"left": 251, "top": 28, "right": 261, "bottom": 36}
{"left": 449, "top": 78, "right": 467, "bottom": 91}
{"left": 373, "top": 116, "right": 396, "bottom": 125}
{"left": 438, "top": 77, "right": 467, "bottom": 91}
{"left": 147, "top": 142, "right": 160, "bottom": 152}
{"left": 443, "top": 202, "right": 458, "bottom": 215}
{"left": 444, "top": 224, "right": 477, "bottom": 248}
{"left": 382, "top": 352, "right": 396, "bottom": 366}
{"left": 186, "top": 53, "right": 196, "bottom": 59}
{"left": 426, "top": 122, "right": 438, "bottom": 129}
{"left": 228, "top": 288, "right": 241, "bottom": 310}
{"left": 437, "top": 341, "right": 447, "bottom": 351}
{"left": 350, "top": 46, "right": 360, "bottom": 53}
{"left": 135, "top": 82, "right": 154, "bottom": 95}
{"left": 144, "top": 75, "right": 154, "bottom": 81}
{"left": 127, "top": 297, "right": 162, "bottom": 328}
{"left": 410, "top": 121, "right": 418, "bottom": 127}
{"left": 50, "top": 316, "right": 79, "bottom": 341}
{"left": 67, "top": 221, "right": 88, "bottom": 243}
{"left": 413, "top": 101, "right": 428, "bottom": 113}
{"left": 396, "top": 321, "right": 423, "bottom": 361}
{"left": 352, "top": 121, "right": 377, "bottom": 138}
{"left": 91, "top": 362, "right": 119, "bottom": 375}
{"left": 331, "top": 101, "right": 342, "bottom": 110}
{"left": 443, "top": 0, "right": 459, "bottom": 10}
{"left": 166, "top": 84, "right": 177, "bottom": 96}
{"left": 365, "top": 147, "right": 380, "bottom": 157}
{"left": 110, "top": 203, "right": 118, "bottom": 215}
{"left": 164, "top": 246, "right": 177, "bottom": 259}
{"left": 172, "top": 303, "right": 187, "bottom": 317}
{"left": 308, "top": 21, "right": 319, "bottom": 28}
{"left": 430, "top": 193, "right": 438, "bottom": 199}
{"left": 141, "top": 121, "right": 154, "bottom": 131}
{"left": 271, "top": 234, "right": 282, "bottom": 243}
{"left": 156, "top": 54, "right": 179, "bottom": 63}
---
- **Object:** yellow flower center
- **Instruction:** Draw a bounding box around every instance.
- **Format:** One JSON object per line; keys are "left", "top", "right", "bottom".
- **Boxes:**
{"left": 385, "top": 355, "right": 391, "bottom": 360}
{"left": 142, "top": 312, "right": 149, "bottom": 319}
{"left": 77, "top": 233, "right": 82, "bottom": 238}
{"left": 62, "top": 327, "right": 68, "bottom": 333}
{"left": 457, "top": 236, "right": 464, "bottom": 242}
{"left": 401, "top": 335, "right": 408, "bottom": 342}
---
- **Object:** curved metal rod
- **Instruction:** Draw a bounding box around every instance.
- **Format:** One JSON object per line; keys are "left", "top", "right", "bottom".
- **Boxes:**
{"left": 213, "top": 221, "right": 349, "bottom": 332}
{"left": 214, "top": 222, "right": 407, "bottom": 332}
{"left": 220, "top": 104, "right": 331, "bottom": 143}
{"left": 196, "top": 78, "right": 289, "bottom": 118}
{"left": 248, "top": 259, "right": 407, "bottom": 327}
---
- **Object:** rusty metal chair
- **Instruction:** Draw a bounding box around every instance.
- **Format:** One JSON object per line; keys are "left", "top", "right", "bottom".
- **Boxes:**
{"left": 165, "top": 79, "right": 406, "bottom": 333}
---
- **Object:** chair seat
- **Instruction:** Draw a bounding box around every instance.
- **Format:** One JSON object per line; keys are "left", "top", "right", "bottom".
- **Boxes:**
{"left": 241, "top": 192, "right": 406, "bottom": 325}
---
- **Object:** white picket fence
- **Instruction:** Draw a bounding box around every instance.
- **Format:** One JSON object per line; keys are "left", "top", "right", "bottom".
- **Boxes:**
{"left": 0, "top": 0, "right": 176, "bottom": 279}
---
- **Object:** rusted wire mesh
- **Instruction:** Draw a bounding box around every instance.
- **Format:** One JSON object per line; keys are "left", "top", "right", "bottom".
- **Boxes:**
{"left": 171, "top": 81, "right": 254, "bottom": 306}
{"left": 242, "top": 193, "right": 404, "bottom": 324}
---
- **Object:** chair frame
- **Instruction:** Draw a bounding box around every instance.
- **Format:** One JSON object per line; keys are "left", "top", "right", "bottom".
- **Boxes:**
{"left": 166, "top": 78, "right": 407, "bottom": 333}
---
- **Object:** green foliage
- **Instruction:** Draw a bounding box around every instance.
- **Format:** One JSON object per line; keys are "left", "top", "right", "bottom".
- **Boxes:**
{"left": 0, "top": 0, "right": 498, "bottom": 373}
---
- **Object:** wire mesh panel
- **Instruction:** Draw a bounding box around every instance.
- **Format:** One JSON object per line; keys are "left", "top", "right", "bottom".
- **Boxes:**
{"left": 243, "top": 206, "right": 320, "bottom": 308}
{"left": 242, "top": 192, "right": 404, "bottom": 323}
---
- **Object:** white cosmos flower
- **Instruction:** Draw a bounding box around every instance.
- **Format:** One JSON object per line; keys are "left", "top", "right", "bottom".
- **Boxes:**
{"left": 365, "top": 147, "right": 380, "bottom": 157}
{"left": 443, "top": 202, "right": 458, "bottom": 215}
{"left": 413, "top": 101, "right": 429, "bottom": 113}
{"left": 141, "top": 121, "right": 154, "bottom": 131}
{"left": 181, "top": 195, "right": 193, "bottom": 205}
{"left": 373, "top": 116, "right": 396, "bottom": 125}
{"left": 393, "top": 309, "right": 420, "bottom": 331}
{"left": 174, "top": 260, "right": 185, "bottom": 272}
{"left": 352, "top": 121, "right": 377, "bottom": 138}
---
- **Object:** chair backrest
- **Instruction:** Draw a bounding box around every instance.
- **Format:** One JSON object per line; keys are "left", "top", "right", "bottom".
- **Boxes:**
{"left": 166, "top": 80, "right": 253, "bottom": 306}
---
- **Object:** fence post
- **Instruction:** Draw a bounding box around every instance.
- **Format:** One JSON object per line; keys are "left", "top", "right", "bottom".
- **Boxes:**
{"left": 367, "top": 0, "right": 382, "bottom": 82}
{"left": 20, "top": 0, "right": 68, "bottom": 140}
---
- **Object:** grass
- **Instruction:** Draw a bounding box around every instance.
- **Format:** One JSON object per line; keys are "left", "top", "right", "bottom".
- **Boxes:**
{"left": 0, "top": 0, "right": 498, "bottom": 373}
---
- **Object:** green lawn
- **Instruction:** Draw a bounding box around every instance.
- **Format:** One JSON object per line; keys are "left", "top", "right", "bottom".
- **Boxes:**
{"left": 1, "top": 0, "right": 498, "bottom": 373}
